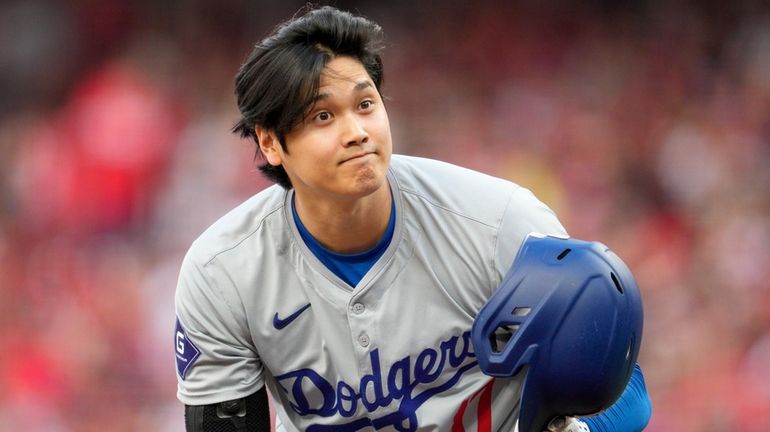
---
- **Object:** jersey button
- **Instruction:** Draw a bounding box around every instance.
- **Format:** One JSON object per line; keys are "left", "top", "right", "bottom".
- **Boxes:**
{"left": 358, "top": 334, "right": 370, "bottom": 347}
{"left": 352, "top": 303, "right": 365, "bottom": 314}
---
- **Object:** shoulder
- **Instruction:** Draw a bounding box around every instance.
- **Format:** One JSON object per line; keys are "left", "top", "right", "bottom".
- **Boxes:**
{"left": 185, "top": 184, "right": 288, "bottom": 267}
{"left": 389, "top": 154, "right": 522, "bottom": 226}
{"left": 389, "top": 155, "right": 567, "bottom": 277}
{"left": 176, "top": 184, "right": 288, "bottom": 328}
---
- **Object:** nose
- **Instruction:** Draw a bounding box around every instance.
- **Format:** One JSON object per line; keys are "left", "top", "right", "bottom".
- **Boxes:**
{"left": 340, "top": 113, "right": 368, "bottom": 147}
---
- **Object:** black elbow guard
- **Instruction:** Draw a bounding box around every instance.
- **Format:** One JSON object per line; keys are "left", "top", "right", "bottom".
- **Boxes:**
{"left": 185, "top": 387, "right": 271, "bottom": 432}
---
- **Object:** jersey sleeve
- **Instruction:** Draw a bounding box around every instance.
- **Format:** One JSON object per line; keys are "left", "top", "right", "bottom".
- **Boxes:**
{"left": 174, "top": 246, "right": 264, "bottom": 406}
{"left": 493, "top": 185, "right": 568, "bottom": 280}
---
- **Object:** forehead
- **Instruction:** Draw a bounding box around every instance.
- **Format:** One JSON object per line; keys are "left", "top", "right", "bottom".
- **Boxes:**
{"left": 318, "top": 56, "right": 373, "bottom": 89}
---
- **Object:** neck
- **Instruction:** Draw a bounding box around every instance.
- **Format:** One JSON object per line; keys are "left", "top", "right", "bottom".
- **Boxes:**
{"left": 293, "top": 182, "right": 392, "bottom": 254}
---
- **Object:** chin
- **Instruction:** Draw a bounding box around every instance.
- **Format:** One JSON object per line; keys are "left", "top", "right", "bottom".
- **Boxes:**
{"left": 349, "top": 166, "right": 387, "bottom": 196}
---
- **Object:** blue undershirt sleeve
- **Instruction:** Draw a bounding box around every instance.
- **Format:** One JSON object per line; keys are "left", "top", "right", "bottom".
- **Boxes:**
{"left": 580, "top": 364, "right": 652, "bottom": 432}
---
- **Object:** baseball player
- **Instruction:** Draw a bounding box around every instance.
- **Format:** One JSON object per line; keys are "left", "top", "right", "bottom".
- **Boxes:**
{"left": 174, "top": 6, "right": 651, "bottom": 431}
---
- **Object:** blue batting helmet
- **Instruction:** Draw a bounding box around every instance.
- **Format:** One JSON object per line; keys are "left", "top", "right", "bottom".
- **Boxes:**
{"left": 470, "top": 235, "right": 643, "bottom": 432}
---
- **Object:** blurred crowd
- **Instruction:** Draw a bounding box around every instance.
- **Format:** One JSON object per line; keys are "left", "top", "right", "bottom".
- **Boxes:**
{"left": 0, "top": 0, "right": 768, "bottom": 431}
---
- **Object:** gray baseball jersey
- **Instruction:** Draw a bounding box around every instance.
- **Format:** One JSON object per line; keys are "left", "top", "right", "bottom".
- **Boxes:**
{"left": 175, "top": 154, "right": 567, "bottom": 431}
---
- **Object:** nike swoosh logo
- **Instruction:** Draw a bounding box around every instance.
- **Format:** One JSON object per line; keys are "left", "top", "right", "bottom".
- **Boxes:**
{"left": 273, "top": 303, "right": 312, "bottom": 330}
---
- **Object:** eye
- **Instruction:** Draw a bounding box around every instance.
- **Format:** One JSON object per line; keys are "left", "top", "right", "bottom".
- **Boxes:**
{"left": 359, "top": 99, "right": 374, "bottom": 110}
{"left": 314, "top": 111, "right": 332, "bottom": 122}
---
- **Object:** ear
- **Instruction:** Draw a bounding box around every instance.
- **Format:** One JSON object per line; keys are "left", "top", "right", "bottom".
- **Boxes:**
{"left": 255, "top": 125, "right": 283, "bottom": 167}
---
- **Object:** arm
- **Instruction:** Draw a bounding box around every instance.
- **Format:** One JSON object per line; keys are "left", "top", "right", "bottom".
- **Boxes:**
{"left": 185, "top": 387, "right": 272, "bottom": 432}
{"left": 580, "top": 364, "right": 652, "bottom": 432}
{"left": 175, "top": 249, "right": 266, "bottom": 428}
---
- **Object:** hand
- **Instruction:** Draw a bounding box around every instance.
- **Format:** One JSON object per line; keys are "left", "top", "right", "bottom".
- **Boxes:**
{"left": 546, "top": 416, "right": 590, "bottom": 432}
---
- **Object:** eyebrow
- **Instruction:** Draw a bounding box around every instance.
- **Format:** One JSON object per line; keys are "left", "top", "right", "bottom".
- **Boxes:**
{"left": 314, "top": 80, "right": 374, "bottom": 102}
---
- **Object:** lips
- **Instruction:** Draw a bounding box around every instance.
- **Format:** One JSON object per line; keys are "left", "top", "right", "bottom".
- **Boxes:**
{"left": 341, "top": 152, "right": 374, "bottom": 164}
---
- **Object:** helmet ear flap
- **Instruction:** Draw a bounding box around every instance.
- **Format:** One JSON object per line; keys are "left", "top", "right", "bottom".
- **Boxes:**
{"left": 471, "top": 235, "right": 644, "bottom": 432}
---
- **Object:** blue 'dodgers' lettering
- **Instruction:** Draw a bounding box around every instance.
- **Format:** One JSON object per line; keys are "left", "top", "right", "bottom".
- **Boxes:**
{"left": 273, "top": 331, "right": 477, "bottom": 431}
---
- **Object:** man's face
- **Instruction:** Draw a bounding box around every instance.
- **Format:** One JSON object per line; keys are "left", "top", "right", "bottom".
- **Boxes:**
{"left": 262, "top": 56, "right": 392, "bottom": 202}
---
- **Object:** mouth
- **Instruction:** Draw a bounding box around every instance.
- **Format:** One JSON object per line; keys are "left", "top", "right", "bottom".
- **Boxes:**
{"left": 340, "top": 152, "right": 374, "bottom": 164}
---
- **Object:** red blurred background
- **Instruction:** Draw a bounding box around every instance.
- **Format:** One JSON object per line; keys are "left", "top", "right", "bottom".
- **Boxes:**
{"left": 0, "top": 0, "right": 768, "bottom": 430}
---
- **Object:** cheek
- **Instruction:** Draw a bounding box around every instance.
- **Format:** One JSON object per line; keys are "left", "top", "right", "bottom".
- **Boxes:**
{"left": 370, "top": 112, "right": 392, "bottom": 145}
{"left": 293, "top": 138, "right": 338, "bottom": 175}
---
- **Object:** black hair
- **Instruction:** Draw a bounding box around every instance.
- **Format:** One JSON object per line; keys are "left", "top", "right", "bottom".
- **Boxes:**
{"left": 232, "top": 5, "right": 385, "bottom": 189}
